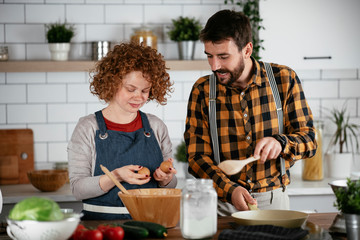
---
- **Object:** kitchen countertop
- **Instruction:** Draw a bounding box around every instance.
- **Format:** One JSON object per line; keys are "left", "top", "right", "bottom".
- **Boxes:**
{"left": 287, "top": 174, "right": 335, "bottom": 196}
{"left": 1, "top": 183, "right": 76, "bottom": 204}
{"left": 0, "top": 213, "right": 342, "bottom": 240}
{"left": 0, "top": 174, "right": 336, "bottom": 204}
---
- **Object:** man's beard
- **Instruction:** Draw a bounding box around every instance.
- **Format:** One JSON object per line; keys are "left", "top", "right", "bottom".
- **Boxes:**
{"left": 214, "top": 58, "right": 245, "bottom": 87}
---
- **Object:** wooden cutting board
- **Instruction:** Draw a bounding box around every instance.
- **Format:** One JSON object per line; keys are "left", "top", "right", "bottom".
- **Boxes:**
{"left": 0, "top": 129, "right": 34, "bottom": 184}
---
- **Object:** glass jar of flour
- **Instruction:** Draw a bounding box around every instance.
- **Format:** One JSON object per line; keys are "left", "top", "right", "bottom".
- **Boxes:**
{"left": 180, "top": 179, "right": 217, "bottom": 239}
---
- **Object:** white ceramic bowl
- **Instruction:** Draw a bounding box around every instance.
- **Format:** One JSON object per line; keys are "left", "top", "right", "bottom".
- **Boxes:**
{"left": 232, "top": 209, "right": 308, "bottom": 228}
{"left": 6, "top": 209, "right": 81, "bottom": 240}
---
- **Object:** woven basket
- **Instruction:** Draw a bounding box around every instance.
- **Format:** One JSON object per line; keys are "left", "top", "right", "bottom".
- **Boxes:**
{"left": 27, "top": 169, "right": 68, "bottom": 192}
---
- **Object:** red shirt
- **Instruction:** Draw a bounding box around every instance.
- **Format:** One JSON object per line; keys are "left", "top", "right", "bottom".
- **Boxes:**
{"left": 104, "top": 111, "right": 143, "bottom": 132}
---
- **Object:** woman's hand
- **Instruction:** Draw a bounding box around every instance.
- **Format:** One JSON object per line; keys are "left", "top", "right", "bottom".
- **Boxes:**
{"left": 100, "top": 165, "right": 150, "bottom": 191}
{"left": 153, "top": 158, "right": 177, "bottom": 187}
{"left": 115, "top": 165, "right": 151, "bottom": 185}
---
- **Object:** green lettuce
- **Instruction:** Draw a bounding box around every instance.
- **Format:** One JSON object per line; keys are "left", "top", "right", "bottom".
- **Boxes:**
{"left": 9, "top": 197, "right": 64, "bottom": 221}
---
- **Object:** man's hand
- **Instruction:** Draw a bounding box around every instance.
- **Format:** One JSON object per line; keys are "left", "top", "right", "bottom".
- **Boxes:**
{"left": 253, "top": 137, "right": 282, "bottom": 163}
{"left": 231, "top": 186, "right": 257, "bottom": 211}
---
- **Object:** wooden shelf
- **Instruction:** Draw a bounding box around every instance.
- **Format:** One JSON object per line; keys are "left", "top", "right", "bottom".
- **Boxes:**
{"left": 0, "top": 60, "right": 209, "bottom": 72}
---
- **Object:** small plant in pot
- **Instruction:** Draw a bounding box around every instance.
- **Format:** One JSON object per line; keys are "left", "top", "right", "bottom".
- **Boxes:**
{"left": 334, "top": 178, "right": 360, "bottom": 239}
{"left": 46, "top": 21, "right": 75, "bottom": 61}
{"left": 175, "top": 140, "right": 191, "bottom": 178}
{"left": 325, "top": 105, "right": 360, "bottom": 179}
{"left": 167, "top": 16, "right": 202, "bottom": 60}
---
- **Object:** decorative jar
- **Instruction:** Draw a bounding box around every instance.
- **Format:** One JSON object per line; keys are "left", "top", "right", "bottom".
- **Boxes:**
{"left": 131, "top": 27, "right": 157, "bottom": 49}
{"left": 180, "top": 179, "right": 217, "bottom": 239}
{"left": 302, "top": 120, "right": 324, "bottom": 180}
{"left": 0, "top": 46, "right": 9, "bottom": 61}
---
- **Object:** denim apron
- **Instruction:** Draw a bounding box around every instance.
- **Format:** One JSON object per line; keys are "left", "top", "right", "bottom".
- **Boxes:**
{"left": 82, "top": 110, "right": 163, "bottom": 220}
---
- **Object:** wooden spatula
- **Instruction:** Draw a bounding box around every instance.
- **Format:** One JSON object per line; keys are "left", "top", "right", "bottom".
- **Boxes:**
{"left": 218, "top": 156, "right": 260, "bottom": 175}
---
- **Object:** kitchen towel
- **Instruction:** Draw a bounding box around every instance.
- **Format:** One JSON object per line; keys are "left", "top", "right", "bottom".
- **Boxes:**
{"left": 218, "top": 225, "right": 308, "bottom": 240}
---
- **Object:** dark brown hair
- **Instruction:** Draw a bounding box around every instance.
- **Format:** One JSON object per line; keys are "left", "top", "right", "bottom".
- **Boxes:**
{"left": 199, "top": 10, "right": 252, "bottom": 51}
{"left": 90, "top": 42, "right": 173, "bottom": 105}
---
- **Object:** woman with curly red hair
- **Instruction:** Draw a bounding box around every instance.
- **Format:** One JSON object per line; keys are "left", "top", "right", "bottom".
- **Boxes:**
{"left": 68, "top": 42, "right": 177, "bottom": 220}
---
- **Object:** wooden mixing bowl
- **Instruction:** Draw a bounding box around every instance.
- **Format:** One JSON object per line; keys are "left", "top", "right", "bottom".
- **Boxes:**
{"left": 27, "top": 169, "right": 68, "bottom": 192}
{"left": 118, "top": 188, "right": 181, "bottom": 228}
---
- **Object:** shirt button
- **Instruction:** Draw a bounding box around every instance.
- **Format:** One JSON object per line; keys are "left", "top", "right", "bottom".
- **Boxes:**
{"left": 246, "top": 136, "right": 251, "bottom": 140}
{"left": 247, "top": 179, "right": 252, "bottom": 183}
{"left": 241, "top": 92, "right": 245, "bottom": 96}
{"left": 244, "top": 113, "right": 248, "bottom": 118}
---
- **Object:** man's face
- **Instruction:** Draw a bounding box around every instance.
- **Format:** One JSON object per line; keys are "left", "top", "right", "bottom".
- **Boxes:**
{"left": 204, "top": 39, "right": 245, "bottom": 87}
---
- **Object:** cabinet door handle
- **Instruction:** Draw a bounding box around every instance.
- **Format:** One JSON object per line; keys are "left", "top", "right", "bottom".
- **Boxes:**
{"left": 303, "top": 56, "right": 332, "bottom": 60}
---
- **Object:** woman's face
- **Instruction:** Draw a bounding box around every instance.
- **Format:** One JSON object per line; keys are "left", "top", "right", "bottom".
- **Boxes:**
{"left": 111, "top": 71, "right": 151, "bottom": 114}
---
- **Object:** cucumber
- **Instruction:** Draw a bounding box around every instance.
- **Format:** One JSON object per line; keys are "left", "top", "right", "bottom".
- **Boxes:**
{"left": 123, "top": 220, "right": 168, "bottom": 238}
{"left": 116, "top": 223, "right": 149, "bottom": 239}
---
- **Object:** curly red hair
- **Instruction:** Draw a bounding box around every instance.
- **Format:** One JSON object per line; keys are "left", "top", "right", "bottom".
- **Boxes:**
{"left": 90, "top": 42, "right": 173, "bottom": 105}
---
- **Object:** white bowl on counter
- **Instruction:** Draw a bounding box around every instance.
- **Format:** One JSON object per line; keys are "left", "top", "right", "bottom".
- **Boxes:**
{"left": 6, "top": 209, "right": 81, "bottom": 240}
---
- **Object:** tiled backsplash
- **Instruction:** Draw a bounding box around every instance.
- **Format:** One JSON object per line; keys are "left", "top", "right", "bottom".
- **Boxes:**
{"left": 1, "top": 1, "right": 360, "bottom": 177}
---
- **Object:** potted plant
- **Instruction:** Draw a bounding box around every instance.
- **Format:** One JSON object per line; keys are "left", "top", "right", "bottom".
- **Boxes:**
{"left": 46, "top": 21, "right": 75, "bottom": 61}
{"left": 224, "top": 0, "right": 265, "bottom": 60}
{"left": 175, "top": 140, "right": 191, "bottom": 178}
{"left": 325, "top": 105, "right": 360, "bottom": 178}
{"left": 167, "top": 16, "right": 202, "bottom": 60}
{"left": 334, "top": 178, "right": 360, "bottom": 239}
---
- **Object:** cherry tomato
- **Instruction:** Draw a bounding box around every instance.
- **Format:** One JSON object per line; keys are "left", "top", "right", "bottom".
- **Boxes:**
{"left": 104, "top": 226, "right": 124, "bottom": 240}
{"left": 97, "top": 224, "right": 111, "bottom": 234}
{"left": 70, "top": 224, "right": 87, "bottom": 240}
{"left": 83, "top": 229, "right": 103, "bottom": 240}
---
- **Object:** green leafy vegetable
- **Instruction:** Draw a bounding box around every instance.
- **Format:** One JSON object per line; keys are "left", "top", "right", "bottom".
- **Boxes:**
{"left": 9, "top": 197, "right": 64, "bottom": 221}
{"left": 334, "top": 178, "right": 360, "bottom": 214}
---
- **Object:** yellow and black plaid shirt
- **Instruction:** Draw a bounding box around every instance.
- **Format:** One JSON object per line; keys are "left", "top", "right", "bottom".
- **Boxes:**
{"left": 184, "top": 58, "right": 317, "bottom": 203}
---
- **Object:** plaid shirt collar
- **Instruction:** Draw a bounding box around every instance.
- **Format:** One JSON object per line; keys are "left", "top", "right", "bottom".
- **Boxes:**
{"left": 251, "top": 57, "right": 265, "bottom": 87}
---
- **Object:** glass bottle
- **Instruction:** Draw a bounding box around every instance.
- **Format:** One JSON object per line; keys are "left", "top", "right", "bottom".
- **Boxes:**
{"left": 180, "top": 179, "right": 217, "bottom": 239}
{"left": 130, "top": 27, "right": 157, "bottom": 49}
{"left": 302, "top": 120, "right": 324, "bottom": 180}
{"left": 0, "top": 46, "right": 9, "bottom": 61}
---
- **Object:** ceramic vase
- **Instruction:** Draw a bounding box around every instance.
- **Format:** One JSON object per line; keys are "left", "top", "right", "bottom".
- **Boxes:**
{"left": 49, "top": 43, "right": 70, "bottom": 61}
{"left": 325, "top": 152, "right": 352, "bottom": 178}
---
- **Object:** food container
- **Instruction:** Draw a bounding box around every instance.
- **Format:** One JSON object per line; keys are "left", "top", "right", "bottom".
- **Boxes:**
{"left": 302, "top": 121, "right": 324, "bottom": 180}
{"left": 92, "top": 41, "right": 110, "bottom": 61}
{"left": 118, "top": 188, "right": 181, "bottom": 228}
{"left": 0, "top": 46, "right": 9, "bottom": 61}
{"left": 180, "top": 179, "right": 217, "bottom": 239}
{"left": 131, "top": 27, "right": 157, "bottom": 49}
{"left": 6, "top": 209, "right": 81, "bottom": 240}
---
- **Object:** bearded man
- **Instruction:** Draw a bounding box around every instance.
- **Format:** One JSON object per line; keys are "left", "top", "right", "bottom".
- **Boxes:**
{"left": 184, "top": 9, "right": 317, "bottom": 215}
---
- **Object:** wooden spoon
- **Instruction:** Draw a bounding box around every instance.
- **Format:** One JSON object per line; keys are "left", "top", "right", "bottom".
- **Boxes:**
{"left": 218, "top": 156, "right": 260, "bottom": 175}
{"left": 100, "top": 164, "right": 130, "bottom": 194}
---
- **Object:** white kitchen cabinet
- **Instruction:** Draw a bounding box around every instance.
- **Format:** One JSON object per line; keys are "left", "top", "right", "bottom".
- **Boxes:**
{"left": 288, "top": 174, "right": 337, "bottom": 213}
{"left": 259, "top": 0, "right": 360, "bottom": 70}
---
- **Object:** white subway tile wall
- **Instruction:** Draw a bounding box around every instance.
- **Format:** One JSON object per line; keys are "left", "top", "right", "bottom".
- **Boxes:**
{"left": 1, "top": 1, "right": 360, "bottom": 174}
